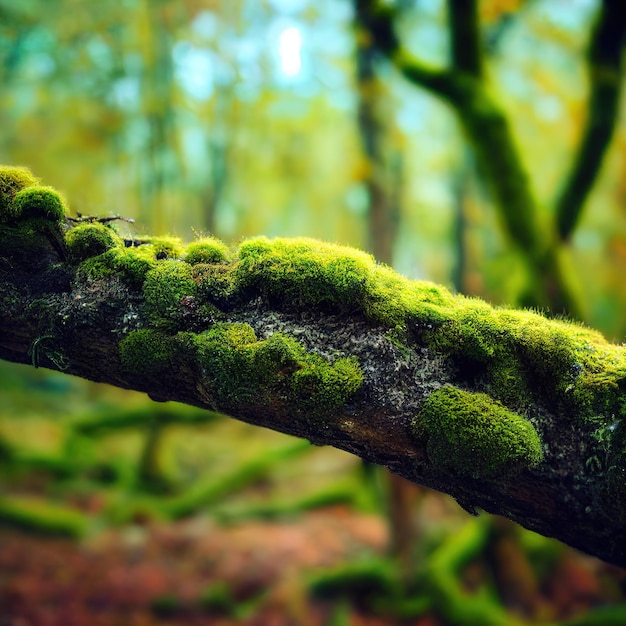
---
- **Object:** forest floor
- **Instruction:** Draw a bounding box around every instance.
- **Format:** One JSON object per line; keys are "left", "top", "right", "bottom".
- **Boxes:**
{"left": 2, "top": 502, "right": 626, "bottom": 626}
{"left": 0, "top": 506, "right": 401, "bottom": 626}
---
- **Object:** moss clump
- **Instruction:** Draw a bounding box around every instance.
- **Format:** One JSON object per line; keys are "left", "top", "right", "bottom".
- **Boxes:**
{"left": 141, "top": 235, "right": 185, "bottom": 259}
{"left": 65, "top": 223, "right": 123, "bottom": 263}
{"left": 192, "top": 264, "right": 235, "bottom": 306}
{"left": 0, "top": 165, "right": 39, "bottom": 220}
{"left": 184, "top": 237, "right": 230, "bottom": 264}
{"left": 194, "top": 322, "right": 362, "bottom": 416}
{"left": 119, "top": 323, "right": 363, "bottom": 419}
{"left": 235, "top": 237, "right": 373, "bottom": 313}
{"left": 289, "top": 355, "right": 363, "bottom": 415}
{"left": 119, "top": 329, "right": 182, "bottom": 377}
{"left": 234, "top": 236, "right": 456, "bottom": 326}
{"left": 413, "top": 386, "right": 544, "bottom": 479}
{"left": 143, "top": 261, "right": 197, "bottom": 328}
{"left": 12, "top": 186, "right": 67, "bottom": 223}
{"left": 194, "top": 323, "right": 303, "bottom": 404}
{"left": 78, "top": 246, "right": 157, "bottom": 287}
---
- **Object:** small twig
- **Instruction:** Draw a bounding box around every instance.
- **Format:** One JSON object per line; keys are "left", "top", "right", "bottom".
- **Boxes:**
{"left": 66, "top": 214, "right": 135, "bottom": 225}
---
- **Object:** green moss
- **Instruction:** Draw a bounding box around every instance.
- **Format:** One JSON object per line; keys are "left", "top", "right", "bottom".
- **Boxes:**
{"left": 226, "top": 236, "right": 626, "bottom": 427}
{"left": 0, "top": 165, "right": 39, "bottom": 220}
{"left": 184, "top": 237, "right": 231, "bottom": 264}
{"left": 12, "top": 186, "right": 68, "bottom": 223}
{"left": 119, "top": 329, "right": 182, "bottom": 377}
{"left": 191, "top": 322, "right": 363, "bottom": 415}
{"left": 143, "top": 260, "right": 197, "bottom": 328}
{"left": 192, "top": 264, "right": 235, "bottom": 305}
{"left": 78, "top": 246, "right": 156, "bottom": 287}
{"left": 118, "top": 323, "right": 363, "bottom": 419}
{"left": 235, "top": 236, "right": 373, "bottom": 313}
{"left": 0, "top": 218, "right": 66, "bottom": 267}
{"left": 289, "top": 355, "right": 363, "bottom": 415}
{"left": 65, "top": 223, "right": 123, "bottom": 263}
{"left": 141, "top": 235, "right": 185, "bottom": 259}
{"left": 234, "top": 236, "right": 457, "bottom": 326}
{"left": 413, "top": 386, "right": 544, "bottom": 479}
{"left": 193, "top": 323, "right": 301, "bottom": 404}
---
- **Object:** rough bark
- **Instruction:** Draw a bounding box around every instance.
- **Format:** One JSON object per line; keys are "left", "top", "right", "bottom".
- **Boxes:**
{"left": 1, "top": 174, "right": 625, "bottom": 567}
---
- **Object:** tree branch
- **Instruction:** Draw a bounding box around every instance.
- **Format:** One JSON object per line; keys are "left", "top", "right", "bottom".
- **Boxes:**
{"left": 1, "top": 167, "right": 625, "bottom": 567}
{"left": 354, "top": 0, "right": 587, "bottom": 317}
{"left": 356, "top": 0, "right": 539, "bottom": 256}
{"left": 555, "top": 0, "right": 626, "bottom": 241}
{"left": 447, "top": 0, "right": 483, "bottom": 78}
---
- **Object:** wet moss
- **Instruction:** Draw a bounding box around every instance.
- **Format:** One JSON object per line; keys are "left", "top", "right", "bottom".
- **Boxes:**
{"left": 65, "top": 223, "right": 123, "bottom": 264}
{"left": 413, "top": 385, "right": 544, "bottom": 479}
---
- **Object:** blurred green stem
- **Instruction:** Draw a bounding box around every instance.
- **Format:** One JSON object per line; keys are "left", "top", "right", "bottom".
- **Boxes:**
{"left": 555, "top": 0, "right": 626, "bottom": 241}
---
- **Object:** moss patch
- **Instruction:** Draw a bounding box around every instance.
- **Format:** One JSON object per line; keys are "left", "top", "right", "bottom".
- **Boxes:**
{"left": 413, "top": 385, "right": 544, "bottom": 479}
{"left": 143, "top": 261, "right": 197, "bottom": 329}
{"left": 184, "top": 237, "right": 230, "bottom": 264}
{"left": 0, "top": 166, "right": 39, "bottom": 220}
{"left": 119, "top": 329, "right": 183, "bottom": 378}
{"left": 12, "top": 186, "right": 67, "bottom": 223}
{"left": 78, "top": 246, "right": 157, "bottom": 287}
{"left": 65, "top": 223, "right": 123, "bottom": 263}
{"left": 119, "top": 323, "right": 363, "bottom": 420}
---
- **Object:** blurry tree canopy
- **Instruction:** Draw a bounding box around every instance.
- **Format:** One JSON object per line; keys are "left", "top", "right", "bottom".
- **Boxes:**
{"left": 1, "top": 166, "right": 625, "bottom": 568}
{"left": 355, "top": 0, "right": 626, "bottom": 319}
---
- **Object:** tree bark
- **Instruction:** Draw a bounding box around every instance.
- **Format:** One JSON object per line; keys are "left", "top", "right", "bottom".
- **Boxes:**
{"left": 1, "top": 198, "right": 625, "bottom": 567}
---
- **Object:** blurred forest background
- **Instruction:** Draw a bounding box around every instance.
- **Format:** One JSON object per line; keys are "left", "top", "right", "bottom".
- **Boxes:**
{"left": 2, "top": 0, "right": 626, "bottom": 624}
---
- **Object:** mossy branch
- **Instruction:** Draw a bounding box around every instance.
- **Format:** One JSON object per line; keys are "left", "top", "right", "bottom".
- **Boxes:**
{"left": 1, "top": 166, "right": 626, "bottom": 567}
